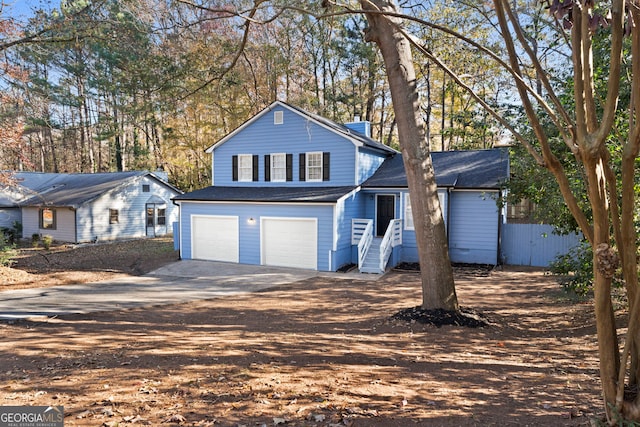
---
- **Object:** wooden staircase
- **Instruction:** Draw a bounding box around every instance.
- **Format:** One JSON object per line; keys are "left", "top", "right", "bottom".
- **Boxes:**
{"left": 359, "top": 237, "right": 384, "bottom": 274}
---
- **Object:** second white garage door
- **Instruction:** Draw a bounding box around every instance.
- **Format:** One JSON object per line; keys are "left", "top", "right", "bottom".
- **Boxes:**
{"left": 261, "top": 217, "right": 317, "bottom": 270}
{"left": 191, "top": 215, "right": 239, "bottom": 262}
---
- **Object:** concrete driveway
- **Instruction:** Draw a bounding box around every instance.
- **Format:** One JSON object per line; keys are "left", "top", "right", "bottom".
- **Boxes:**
{"left": 0, "top": 260, "right": 323, "bottom": 320}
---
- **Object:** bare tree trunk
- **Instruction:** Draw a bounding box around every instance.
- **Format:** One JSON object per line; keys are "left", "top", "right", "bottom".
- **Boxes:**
{"left": 361, "top": 0, "right": 458, "bottom": 311}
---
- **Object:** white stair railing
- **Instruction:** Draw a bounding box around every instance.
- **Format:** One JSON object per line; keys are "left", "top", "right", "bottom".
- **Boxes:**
{"left": 379, "top": 219, "right": 402, "bottom": 272}
{"left": 353, "top": 219, "right": 373, "bottom": 270}
{"left": 352, "top": 218, "right": 371, "bottom": 244}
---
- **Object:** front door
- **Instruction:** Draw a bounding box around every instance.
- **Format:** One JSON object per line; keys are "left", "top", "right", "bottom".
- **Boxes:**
{"left": 376, "top": 195, "right": 395, "bottom": 236}
{"left": 146, "top": 203, "right": 167, "bottom": 237}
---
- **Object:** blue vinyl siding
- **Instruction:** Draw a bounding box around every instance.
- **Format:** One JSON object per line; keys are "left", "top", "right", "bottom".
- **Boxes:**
{"left": 358, "top": 148, "right": 387, "bottom": 184}
{"left": 399, "top": 190, "right": 448, "bottom": 263}
{"left": 333, "top": 190, "right": 364, "bottom": 269}
{"left": 448, "top": 191, "right": 499, "bottom": 265}
{"left": 179, "top": 201, "right": 336, "bottom": 271}
{"left": 213, "top": 107, "right": 357, "bottom": 187}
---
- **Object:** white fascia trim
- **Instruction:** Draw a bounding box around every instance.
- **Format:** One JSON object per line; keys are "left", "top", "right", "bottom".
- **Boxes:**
{"left": 179, "top": 200, "right": 337, "bottom": 207}
{"left": 332, "top": 203, "right": 339, "bottom": 252}
{"left": 211, "top": 152, "right": 216, "bottom": 185}
{"left": 336, "top": 186, "right": 361, "bottom": 204}
{"left": 361, "top": 186, "right": 410, "bottom": 192}
{"left": 334, "top": 186, "right": 361, "bottom": 252}
{"left": 205, "top": 101, "right": 282, "bottom": 153}
{"left": 277, "top": 103, "right": 364, "bottom": 149}
{"left": 451, "top": 188, "right": 500, "bottom": 193}
{"left": 205, "top": 101, "right": 398, "bottom": 156}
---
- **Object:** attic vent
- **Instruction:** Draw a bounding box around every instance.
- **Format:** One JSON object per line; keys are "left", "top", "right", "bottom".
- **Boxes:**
{"left": 274, "top": 110, "right": 284, "bottom": 125}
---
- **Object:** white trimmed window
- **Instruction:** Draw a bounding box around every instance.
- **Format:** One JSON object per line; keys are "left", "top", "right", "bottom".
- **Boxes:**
{"left": 271, "top": 153, "right": 286, "bottom": 182}
{"left": 238, "top": 154, "right": 253, "bottom": 182}
{"left": 405, "top": 192, "right": 447, "bottom": 230}
{"left": 404, "top": 193, "right": 414, "bottom": 230}
{"left": 306, "top": 152, "right": 323, "bottom": 181}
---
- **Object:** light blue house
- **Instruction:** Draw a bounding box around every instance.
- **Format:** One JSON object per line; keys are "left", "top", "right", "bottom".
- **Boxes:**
{"left": 1, "top": 171, "right": 182, "bottom": 243}
{"left": 174, "top": 101, "right": 509, "bottom": 273}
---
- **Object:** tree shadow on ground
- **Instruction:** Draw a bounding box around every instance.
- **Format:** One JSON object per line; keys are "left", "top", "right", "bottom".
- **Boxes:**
{"left": 0, "top": 267, "right": 602, "bottom": 426}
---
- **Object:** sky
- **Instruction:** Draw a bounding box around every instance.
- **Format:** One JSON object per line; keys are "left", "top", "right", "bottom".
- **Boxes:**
{"left": 3, "top": 0, "right": 56, "bottom": 22}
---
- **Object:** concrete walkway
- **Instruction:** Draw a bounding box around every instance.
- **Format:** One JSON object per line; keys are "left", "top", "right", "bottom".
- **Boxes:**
{"left": 0, "top": 260, "right": 382, "bottom": 320}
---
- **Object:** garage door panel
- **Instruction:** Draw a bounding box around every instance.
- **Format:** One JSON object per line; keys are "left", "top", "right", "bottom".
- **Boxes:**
{"left": 261, "top": 218, "right": 317, "bottom": 270}
{"left": 192, "top": 215, "right": 239, "bottom": 262}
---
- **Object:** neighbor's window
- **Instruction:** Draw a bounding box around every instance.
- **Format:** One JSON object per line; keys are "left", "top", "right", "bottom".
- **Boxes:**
{"left": 142, "top": 184, "right": 150, "bottom": 192}
{"left": 271, "top": 153, "right": 286, "bottom": 182}
{"left": 306, "top": 152, "right": 323, "bottom": 181}
{"left": 109, "top": 209, "right": 119, "bottom": 224}
{"left": 238, "top": 154, "right": 253, "bottom": 182}
{"left": 40, "top": 208, "right": 56, "bottom": 230}
{"left": 157, "top": 208, "right": 166, "bottom": 226}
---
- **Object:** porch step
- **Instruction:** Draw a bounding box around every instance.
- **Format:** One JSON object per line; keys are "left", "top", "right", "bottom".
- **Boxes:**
{"left": 359, "top": 238, "right": 384, "bottom": 274}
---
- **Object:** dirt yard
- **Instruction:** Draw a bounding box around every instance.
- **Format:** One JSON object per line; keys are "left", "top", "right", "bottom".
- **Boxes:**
{"left": 0, "top": 240, "right": 603, "bottom": 426}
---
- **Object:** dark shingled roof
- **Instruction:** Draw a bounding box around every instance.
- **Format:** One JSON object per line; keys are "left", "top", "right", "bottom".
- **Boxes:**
{"left": 362, "top": 148, "right": 509, "bottom": 189}
{"left": 16, "top": 171, "right": 179, "bottom": 207}
{"left": 173, "top": 186, "right": 357, "bottom": 203}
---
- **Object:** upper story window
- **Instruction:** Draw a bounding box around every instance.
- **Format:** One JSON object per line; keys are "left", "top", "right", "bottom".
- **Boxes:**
{"left": 271, "top": 153, "right": 286, "bottom": 182}
{"left": 238, "top": 154, "right": 253, "bottom": 181}
{"left": 265, "top": 153, "right": 293, "bottom": 182}
{"left": 300, "top": 152, "right": 330, "bottom": 182}
{"left": 232, "top": 154, "right": 258, "bottom": 182}
{"left": 142, "top": 184, "right": 150, "bottom": 192}
{"left": 274, "top": 110, "right": 284, "bottom": 125}
{"left": 307, "top": 152, "right": 322, "bottom": 181}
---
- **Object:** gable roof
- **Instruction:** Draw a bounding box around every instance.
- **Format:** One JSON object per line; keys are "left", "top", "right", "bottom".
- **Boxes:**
{"left": 0, "top": 172, "right": 60, "bottom": 207}
{"left": 173, "top": 186, "right": 357, "bottom": 204}
{"left": 363, "top": 148, "right": 509, "bottom": 189}
{"left": 205, "top": 101, "right": 397, "bottom": 155}
{"left": 4, "top": 171, "right": 181, "bottom": 208}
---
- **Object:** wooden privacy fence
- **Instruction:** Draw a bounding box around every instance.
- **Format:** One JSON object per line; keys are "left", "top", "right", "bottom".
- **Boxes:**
{"left": 501, "top": 223, "right": 581, "bottom": 267}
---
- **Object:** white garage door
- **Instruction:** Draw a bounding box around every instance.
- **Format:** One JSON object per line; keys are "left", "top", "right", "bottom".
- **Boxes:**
{"left": 261, "top": 217, "right": 317, "bottom": 270}
{"left": 192, "top": 215, "right": 239, "bottom": 262}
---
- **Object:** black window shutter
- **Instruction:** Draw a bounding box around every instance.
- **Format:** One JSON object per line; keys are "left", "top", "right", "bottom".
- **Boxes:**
{"left": 252, "top": 155, "right": 259, "bottom": 181}
{"left": 286, "top": 154, "right": 293, "bottom": 181}
{"left": 299, "top": 153, "right": 306, "bottom": 181}
{"left": 232, "top": 155, "right": 238, "bottom": 181}
{"left": 264, "top": 155, "right": 271, "bottom": 182}
{"left": 322, "top": 152, "right": 330, "bottom": 181}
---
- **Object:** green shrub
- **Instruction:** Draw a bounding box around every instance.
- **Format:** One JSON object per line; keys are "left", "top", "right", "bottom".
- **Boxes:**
{"left": 0, "top": 230, "right": 16, "bottom": 267}
{"left": 549, "top": 240, "right": 594, "bottom": 296}
{"left": 12, "top": 221, "right": 22, "bottom": 240}
{"left": 42, "top": 235, "right": 53, "bottom": 250}
{"left": 31, "top": 233, "right": 40, "bottom": 247}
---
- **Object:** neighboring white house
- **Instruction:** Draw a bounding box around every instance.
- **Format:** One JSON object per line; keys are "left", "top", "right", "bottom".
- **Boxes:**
{"left": 1, "top": 171, "right": 182, "bottom": 243}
